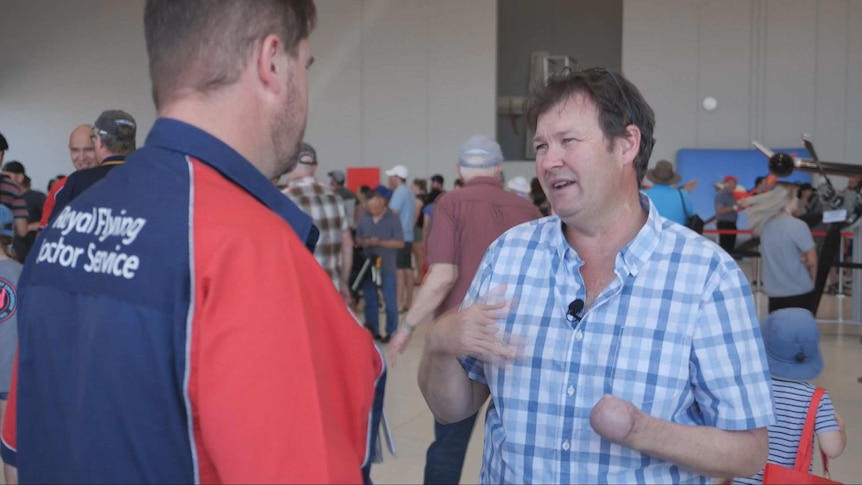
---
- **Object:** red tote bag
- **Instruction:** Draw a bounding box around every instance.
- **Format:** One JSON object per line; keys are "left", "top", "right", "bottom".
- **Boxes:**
{"left": 762, "top": 387, "right": 841, "bottom": 484}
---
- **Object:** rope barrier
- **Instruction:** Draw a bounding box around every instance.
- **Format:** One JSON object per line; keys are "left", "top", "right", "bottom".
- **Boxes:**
{"left": 702, "top": 229, "right": 854, "bottom": 237}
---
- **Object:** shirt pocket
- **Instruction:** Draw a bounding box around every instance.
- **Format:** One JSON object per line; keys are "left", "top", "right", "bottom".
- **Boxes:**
{"left": 604, "top": 326, "right": 692, "bottom": 421}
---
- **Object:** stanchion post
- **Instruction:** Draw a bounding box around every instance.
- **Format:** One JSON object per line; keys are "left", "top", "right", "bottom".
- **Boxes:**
{"left": 813, "top": 223, "right": 843, "bottom": 314}
{"left": 853, "top": 225, "right": 862, "bottom": 323}
{"left": 755, "top": 243, "right": 762, "bottom": 317}
{"left": 839, "top": 236, "right": 845, "bottom": 297}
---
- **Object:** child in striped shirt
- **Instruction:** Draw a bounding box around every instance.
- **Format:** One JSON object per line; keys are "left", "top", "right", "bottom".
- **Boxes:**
{"left": 734, "top": 308, "right": 846, "bottom": 484}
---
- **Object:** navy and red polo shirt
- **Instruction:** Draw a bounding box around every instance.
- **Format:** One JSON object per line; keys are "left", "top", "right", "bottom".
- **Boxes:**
{"left": 2, "top": 118, "right": 383, "bottom": 483}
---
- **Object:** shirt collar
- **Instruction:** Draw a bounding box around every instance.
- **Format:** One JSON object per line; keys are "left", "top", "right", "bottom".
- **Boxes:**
{"left": 550, "top": 193, "right": 660, "bottom": 276}
{"left": 144, "top": 118, "right": 318, "bottom": 251}
{"left": 287, "top": 176, "right": 317, "bottom": 188}
{"left": 101, "top": 155, "right": 126, "bottom": 166}
{"left": 464, "top": 176, "right": 503, "bottom": 188}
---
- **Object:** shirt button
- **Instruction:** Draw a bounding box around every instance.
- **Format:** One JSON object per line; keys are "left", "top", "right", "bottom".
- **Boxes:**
{"left": 567, "top": 385, "right": 575, "bottom": 396}
{"left": 562, "top": 440, "right": 570, "bottom": 451}
{"left": 575, "top": 330, "right": 583, "bottom": 341}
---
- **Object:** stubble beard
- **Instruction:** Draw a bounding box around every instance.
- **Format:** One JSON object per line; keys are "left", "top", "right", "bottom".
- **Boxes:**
{"left": 271, "top": 74, "right": 307, "bottom": 179}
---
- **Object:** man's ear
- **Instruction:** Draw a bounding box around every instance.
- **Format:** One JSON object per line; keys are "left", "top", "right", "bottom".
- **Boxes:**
{"left": 256, "top": 34, "right": 286, "bottom": 96}
{"left": 618, "top": 125, "right": 642, "bottom": 167}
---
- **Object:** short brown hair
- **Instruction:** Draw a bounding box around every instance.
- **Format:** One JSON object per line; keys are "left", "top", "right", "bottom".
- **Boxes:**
{"left": 144, "top": 0, "right": 317, "bottom": 108}
{"left": 99, "top": 133, "right": 136, "bottom": 156}
{"left": 525, "top": 68, "right": 656, "bottom": 184}
{"left": 0, "top": 235, "right": 14, "bottom": 260}
{"left": 412, "top": 178, "right": 427, "bottom": 194}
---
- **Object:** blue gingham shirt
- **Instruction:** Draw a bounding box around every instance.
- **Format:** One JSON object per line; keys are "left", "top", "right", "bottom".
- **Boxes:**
{"left": 460, "top": 194, "right": 775, "bottom": 484}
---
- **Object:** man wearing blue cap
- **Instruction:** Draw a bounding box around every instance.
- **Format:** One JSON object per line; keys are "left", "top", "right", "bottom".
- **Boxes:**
{"left": 391, "top": 135, "right": 540, "bottom": 484}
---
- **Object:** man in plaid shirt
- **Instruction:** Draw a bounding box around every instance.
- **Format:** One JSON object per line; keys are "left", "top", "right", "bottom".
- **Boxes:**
{"left": 283, "top": 142, "right": 353, "bottom": 303}
{"left": 418, "top": 69, "right": 775, "bottom": 484}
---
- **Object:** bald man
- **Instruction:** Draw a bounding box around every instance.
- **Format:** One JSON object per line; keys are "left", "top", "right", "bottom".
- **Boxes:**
{"left": 68, "top": 124, "right": 98, "bottom": 171}
{"left": 39, "top": 124, "right": 98, "bottom": 229}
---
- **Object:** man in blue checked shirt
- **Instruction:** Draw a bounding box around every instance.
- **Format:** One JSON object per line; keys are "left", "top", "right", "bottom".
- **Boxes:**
{"left": 418, "top": 69, "right": 775, "bottom": 484}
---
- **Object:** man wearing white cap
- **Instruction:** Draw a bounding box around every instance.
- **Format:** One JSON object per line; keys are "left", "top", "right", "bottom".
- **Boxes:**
{"left": 506, "top": 176, "right": 531, "bottom": 199}
{"left": 385, "top": 164, "right": 415, "bottom": 312}
{"left": 390, "top": 135, "right": 540, "bottom": 484}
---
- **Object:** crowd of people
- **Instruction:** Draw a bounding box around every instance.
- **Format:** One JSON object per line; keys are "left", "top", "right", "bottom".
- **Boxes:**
{"left": 641, "top": 159, "right": 853, "bottom": 315}
{"left": 0, "top": 0, "right": 850, "bottom": 484}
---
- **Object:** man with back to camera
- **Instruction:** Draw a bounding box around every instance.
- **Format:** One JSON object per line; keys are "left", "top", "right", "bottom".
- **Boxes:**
{"left": 1, "top": 1, "right": 383, "bottom": 483}
{"left": 715, "top": 175, "right": 740, "bottom": 255}
{"left": 417, "top": 69, "right": 774, "bottom": 483}
{"left": 283, "top": 142, "right": 353, "bottom": 303}
{"left": 39, "top": 124, "right": 100, "bottom": 230}
{"left": 49, "top": 110, "right": 138, "bottom": 220}
{"left": 328, "top": 169, "right": 359, "bottom": 230}
{"left": 388, "top": 135, "right": 541, "bottom": 484}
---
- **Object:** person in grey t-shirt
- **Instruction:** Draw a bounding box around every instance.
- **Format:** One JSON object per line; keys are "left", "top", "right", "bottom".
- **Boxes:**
{"left": 0, "top": 203, "right": 23, "bottom": 476}
{"left": 0, "top": 258, "right": 21, "bottom": 400}
{"left": 355, "top": 189, "right": 404, "bottom": 342}
{"left": 745, "top": 183, "right": 817, "bottom": 313}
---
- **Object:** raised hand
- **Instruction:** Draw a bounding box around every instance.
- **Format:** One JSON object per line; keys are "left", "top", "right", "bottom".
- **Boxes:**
{"left": 426, "top": 285, "right": 521, "bottom": 364}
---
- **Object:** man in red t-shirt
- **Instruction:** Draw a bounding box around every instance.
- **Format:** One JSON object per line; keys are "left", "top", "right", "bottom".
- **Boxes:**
{"left": 39, "top": 124, "right": 98, "bottom": 229}
{"left": 390, "top": 135, "right": 541, "bottom": 484}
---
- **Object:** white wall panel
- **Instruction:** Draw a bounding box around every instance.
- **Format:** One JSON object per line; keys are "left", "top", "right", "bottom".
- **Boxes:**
{"left": 813, "top": 0, "right": 849, "bottom": 163}
{"left": 427, "top": 0, "right": 498, "bottom": 174}
{"left": 305, "top": 0, "right": 363, "bottom": 168}
{"left": 622, "top": 0, "right": 698, "bottom": 164}
{"left": 623, "top": 0, "right": 862, "bottom": 169}
{"left": 762, "top": 0, "right": 817, "bottom": 146}
{"left": 359, "top": 0, "right": 429, "bottom": 175}
{"left": 0, "top": 0, "right": 497, "bottom": 191}
{"left": 695, "top": 0, "right": 752, "bottom": 148}
{"left": 0, "top": 0, "right": 153, "bottom": 191}
{"left": 845, "top": 1, "right": 862, "bottom": 165}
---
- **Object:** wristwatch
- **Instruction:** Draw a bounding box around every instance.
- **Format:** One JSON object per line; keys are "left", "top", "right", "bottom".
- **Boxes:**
{"left": 402, "top": 320, "right": 418, "bottom": 333}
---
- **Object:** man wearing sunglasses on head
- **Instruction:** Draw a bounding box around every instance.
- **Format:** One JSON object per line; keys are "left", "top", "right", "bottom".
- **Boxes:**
{"left": 419, "top": 69, "right": 775, "bottom": 484}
